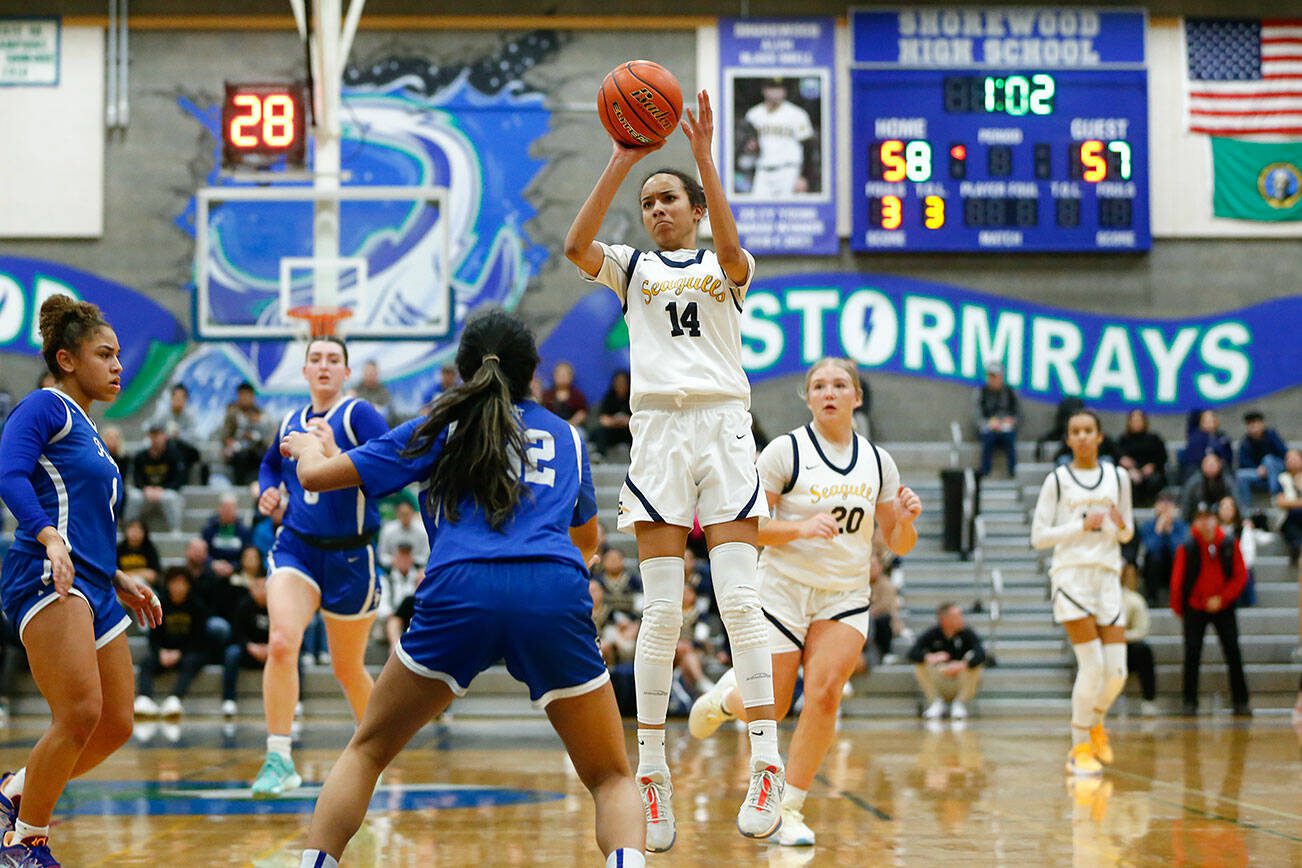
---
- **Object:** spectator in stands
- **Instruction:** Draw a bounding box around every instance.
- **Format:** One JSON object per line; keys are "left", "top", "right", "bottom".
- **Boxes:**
{"left": 590, "top": 369, "right": 632, "bottom": 460}
{"left": 180, "top": 537, "right": 234, "bottom": 658}
{"left": 974, "top": 361, "right": 1018, "bottom": 478}
{"left": 130, "top": 422, "right": 186, "bottom": 531}
{"left": 1181, "top": 453, "right": 1234, "bottom": 523}
{"left": 378, "top": 542, "right": 422, "bottom": 649}
{"left": 117, "top": 518, "right": 161, "bottom": 588}
{"left": 676, "top": 581, "right": 711, "bottom": 696}
{"left": 1138, "top": 491, "right": 1188, "bottom": 605}
{"left": 221, "top": 381, "right": 268, "bottom": 486}
{"left": 1117, "top": 409, "right": 1168, "bottom": 507}
{"left": 134, "top": 568, "right": 211, "bottom": 719}
{"left": 1217, "top": 496, "right": 1257, "bottom": 606}
{"left": 1171, "top": 501, "right": 1250, "bottom": 717}
{"left": 202, "top": 492, "right": 253, "bottom": 580}
{"left": 1179, "top": 409, "right": 1233, "bottom": 483}
{"left": 592, "top": 546, "right": 642, "bottom": 621}
{"left": 222, "top": 571, "right": 271, "bottom": 718}
{"left": 352, "top": 360, "right": 394, "bottom": 425}
{"left": 1120, "top": 564, "right": 1158, "bottom": 716}
{"left": 376, "top": 497, "right": 429, "bottom": 569}
{"left": 868, "top": 549, "right": 904, "bottom": 665}
{"left": 151, "top": 383, "right": 205, "bottom": 484}
{"left": 1234, "top": 410, "right": 1288, "bottom": 508}
{"left": 1276, "top": 449, "right": 1302, "bottom": 566}
{"left": 541, "top": 360, "right": 589, "bottom": 428}
{"left": 908, "top": 602, "right": 986, "bottom": 720}
{"left": 232, "top": 545, "right": 265, "bottom": 592}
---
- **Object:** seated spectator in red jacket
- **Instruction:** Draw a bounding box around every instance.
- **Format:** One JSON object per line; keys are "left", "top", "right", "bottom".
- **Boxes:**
{"left": 541, "top": 361, "right": 589, "bottom": 428}
{"left": 1117, "top": 408, "right": 1168, "bottom": 507}
{"left": 1171, "top": 502, "right": 1250, "bottom": 717}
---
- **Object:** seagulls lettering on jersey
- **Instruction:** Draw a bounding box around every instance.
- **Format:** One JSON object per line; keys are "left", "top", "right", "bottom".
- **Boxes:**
{"left": 639, "top": 271, "right": 726, "bottom": 305}
{"left": 808, "top": 481, "right": 874, "bottom": 504}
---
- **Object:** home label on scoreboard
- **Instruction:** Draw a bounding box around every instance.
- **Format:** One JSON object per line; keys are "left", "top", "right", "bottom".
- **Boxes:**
{"left": 849, "top": 7, "right": 1149, "bottom": 253}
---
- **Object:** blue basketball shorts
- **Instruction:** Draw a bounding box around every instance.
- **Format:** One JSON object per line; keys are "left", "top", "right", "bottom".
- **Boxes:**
{"left": 267, "top": 528, "right": 381, "bottom": 619}
{"left": 396, "top": 558, "right": 610, "bottom": 708}
{"left": 0, "top": 547, "right": 131, "bottom": 649}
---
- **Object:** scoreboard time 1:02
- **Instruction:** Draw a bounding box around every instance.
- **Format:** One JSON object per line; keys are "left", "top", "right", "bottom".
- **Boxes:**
{"left": 849, "top": 68, "right": 1150, "bottom": 252}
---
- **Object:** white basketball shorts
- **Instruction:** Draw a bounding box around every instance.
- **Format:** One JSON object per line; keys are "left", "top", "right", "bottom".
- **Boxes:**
{"left": 617, "top": 402, "right": 766, "bottom": 532}
{"left": 760, "top": 569, "right": 872, "bottom": 654}
{"left": 1050, "top": 566, "right": 1123, "bottom": 626}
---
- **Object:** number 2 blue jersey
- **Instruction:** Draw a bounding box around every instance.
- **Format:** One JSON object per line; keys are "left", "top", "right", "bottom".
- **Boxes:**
{"left": 349, "top": 401, "right": 597, "bottom": 573}
{"left": 259, "top": 396, "right": 389, "bottom": 538}
{"left": 0, "top": 388, "right": 123, "bottom": 580}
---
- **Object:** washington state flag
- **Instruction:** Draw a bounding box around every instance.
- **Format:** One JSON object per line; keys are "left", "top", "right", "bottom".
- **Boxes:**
{"left": 1211, "top": 138, "right": 1302, "bottom": 221}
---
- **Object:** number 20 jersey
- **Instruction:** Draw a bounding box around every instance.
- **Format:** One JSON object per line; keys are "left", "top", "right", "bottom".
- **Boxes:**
{"left": 581, "top": 243, "right": 755, "bottom": 411}
{"left": 756, "top": 425, "right": 901, "bottom": 593}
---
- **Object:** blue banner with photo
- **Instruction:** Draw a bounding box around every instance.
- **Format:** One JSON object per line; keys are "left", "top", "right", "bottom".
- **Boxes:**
{"left": 718, "top": 17, "right": 838, "bottom": 255}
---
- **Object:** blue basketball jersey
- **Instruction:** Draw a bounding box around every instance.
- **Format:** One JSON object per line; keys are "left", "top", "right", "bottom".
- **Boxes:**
{"left": 0, "top": 388, "right": 123, "bottom": 580}
{"left": 259, "top": 396, "right": 388, "bottom": 538}
{"left": 349, "top": 401, "right": 597, "bottom": 573}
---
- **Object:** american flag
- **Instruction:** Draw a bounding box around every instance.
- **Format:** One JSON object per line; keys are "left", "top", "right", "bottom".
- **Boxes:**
{"left": 1185, "top": 18, "right": 1302, "bottom": 136}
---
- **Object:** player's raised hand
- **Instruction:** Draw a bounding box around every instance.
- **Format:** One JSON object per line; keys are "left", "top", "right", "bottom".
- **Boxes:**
{"left": 894, "top": 486, "right": 922, "bottom": 522}
{"left": 801, "top": 513, "right": 840, "bottom": 540}
{"left": 281, "top": 430, "right": 324, "bottom": 461}
{"left": 257, "top": 485, "right": 282, "bottom": 517}
{"left": 306, "top": 417, "right": 341, "bottom": 457}
{"left": 610, "top": 136, "right": 664, "bottom": 164}
{"left": 681, "top": 89, "right": 715, "bottom": 161}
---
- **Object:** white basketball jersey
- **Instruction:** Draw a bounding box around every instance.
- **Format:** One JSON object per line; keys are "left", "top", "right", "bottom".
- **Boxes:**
{"left": 582, "top": 242, "right": 755, "bottom": 411}
{"left": 744, "top": 101, "right": 813, "bottom": 168}
{"left": 1030, "top": 463, "right": 1133, "bottom": 575}
{"left": 756, "top": 425, "right": 900, "bottom": 592}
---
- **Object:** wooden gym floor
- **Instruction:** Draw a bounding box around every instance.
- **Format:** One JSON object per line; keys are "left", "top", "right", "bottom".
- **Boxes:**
{"left": 1, "top": 714, "right": 1298, "bottom": 866}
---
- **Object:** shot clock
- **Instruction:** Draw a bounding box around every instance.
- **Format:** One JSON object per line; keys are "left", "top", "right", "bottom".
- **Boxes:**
{"left": 221, "top": 82, "right": 308, "bottom": 170}
{"left": 850, "top": 7, "right": 1150, "bottom": 252}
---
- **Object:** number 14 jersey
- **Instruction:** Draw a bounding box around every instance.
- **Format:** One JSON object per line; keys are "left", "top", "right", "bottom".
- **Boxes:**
{"left": 581, "top": 243, "right": 755, "bottom": 411}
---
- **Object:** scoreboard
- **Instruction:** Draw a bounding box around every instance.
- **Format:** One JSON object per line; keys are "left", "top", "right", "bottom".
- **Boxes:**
{"left": 850, "top": 7, "right": 1150, "bottom": 253}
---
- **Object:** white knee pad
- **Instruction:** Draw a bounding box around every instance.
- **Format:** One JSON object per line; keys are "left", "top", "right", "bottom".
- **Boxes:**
{"left": 710, "top": 542, "right": 773, "bottom": 710}
{"left": 634, "top": 556, "right": 684, "bottom": 726}
{"left": 1097, "top": 641, "right": 1128, "bottom": 712}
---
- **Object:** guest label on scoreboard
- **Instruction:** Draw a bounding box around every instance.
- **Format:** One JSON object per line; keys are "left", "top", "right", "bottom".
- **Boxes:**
{"left": 849, "top": 7, "right": 1149, "bottom": 253}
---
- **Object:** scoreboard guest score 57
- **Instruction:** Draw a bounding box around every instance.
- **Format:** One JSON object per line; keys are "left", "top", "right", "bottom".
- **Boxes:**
{"left": 850, "top": 7, "right": 1150, "bottom": 252}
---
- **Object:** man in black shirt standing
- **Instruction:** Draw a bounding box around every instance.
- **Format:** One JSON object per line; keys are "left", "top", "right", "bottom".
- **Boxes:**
{"left": 908, "top": 602, "right": 987, "bottom": 721}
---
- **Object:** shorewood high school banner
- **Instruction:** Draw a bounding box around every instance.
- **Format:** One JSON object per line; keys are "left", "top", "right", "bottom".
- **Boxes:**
{"left": 541, "top": 274, "right": 1300, "bottom": 414}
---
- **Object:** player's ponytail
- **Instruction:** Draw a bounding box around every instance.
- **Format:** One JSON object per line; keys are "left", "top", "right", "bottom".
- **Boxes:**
{"left": 402, "top": 309, "right": 540, "bottom": 530}
{"left": 38, "top": 294, "right": 109, "bottom": 378}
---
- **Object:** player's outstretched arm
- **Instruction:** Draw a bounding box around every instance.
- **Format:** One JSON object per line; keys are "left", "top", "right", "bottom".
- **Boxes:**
{"left": 564, "top": 139, "right": 662, "bottom": 278}
{"left": 682, "top": 89, "right": 748, "bottom": 286}
{"left": 877, "top": 486, "right": 922, "bottom": 556}
{"left": 282, "top": 431, "right": 361, "bottom": 492}
{"left": 569, "top": 516, "right": 601, "bottom": 566}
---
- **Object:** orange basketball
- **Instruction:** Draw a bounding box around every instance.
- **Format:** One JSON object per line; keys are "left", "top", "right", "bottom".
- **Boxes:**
{"left": 597, "top": 60, "right": 683, "bottom": 148}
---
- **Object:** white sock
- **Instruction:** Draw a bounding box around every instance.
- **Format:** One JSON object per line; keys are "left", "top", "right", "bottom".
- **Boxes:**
{"left": 268, "top": 734, "right": 293, "bottom": 761}
{"left": 748, "top": 719, "right": 782, "bottom": 768}
{"left": 2, "top": 769, "right": 24, "bottom": 802}
{"left": 10, "top": 821, "right": 49, "bottom": 844}
{"left": 1070, "top": 639, "right": 1104, "bottom": 745}
{"left": 606, "top": 848, "right": 647, "bottom": 868}
{"left": 783, "top": 783, "right": 808, "bottom": 811}
{"left": 636, "top": 728, "right": 667, "bottom": 774}
{"left": 299, "top": 850, "right": 339, "bottom": 868}
{"left": 1094, "top": 642, "right": 1128, "bottom": 725}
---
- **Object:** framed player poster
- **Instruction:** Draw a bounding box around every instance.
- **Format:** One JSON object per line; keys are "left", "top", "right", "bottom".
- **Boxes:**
{"left": 719, "top": 17, "right": 838, "bottom": 255}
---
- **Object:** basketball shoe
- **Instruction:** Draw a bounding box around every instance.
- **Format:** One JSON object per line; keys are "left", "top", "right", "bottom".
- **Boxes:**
{"left": 770, "top": 805, "right": 814, "bottom": 846}
{"left": 1089, "top": 724, "right": 1113, "bottom": 765}
{"left": 688, "top": 669, "right": 736, "bottom": 739}
{"left": 0, "top": 775, "right": 19, "bottom": 834}
{"left": 1065, "top": 742, "right": 1103, "bottom": 777}
{"left": 0, "top": 834, "right": 58, "bottom": 867}
{"left": 251, "top": 752, "right": 302, "bottom": 798}
{"left": 738, "top": 761, "right": 784, "bottom": 839}
{"left": 638, "top": 770, "right": 676, "bottom": 853}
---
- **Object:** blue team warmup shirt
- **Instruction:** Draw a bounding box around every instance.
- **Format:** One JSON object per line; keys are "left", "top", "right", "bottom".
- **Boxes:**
{"left": 349, "top": 401, "right": 598, "bottom": 573}
{"left": 0, "top": 388, "right": 123, "bottom": 579}
{"left": 259, "top": 396, "right": 389, "bottom": 538}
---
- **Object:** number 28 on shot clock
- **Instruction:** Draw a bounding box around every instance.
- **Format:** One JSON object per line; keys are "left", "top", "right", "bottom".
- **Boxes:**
{"left": 221, "top": 82, "right": 308, "bottom": 170}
